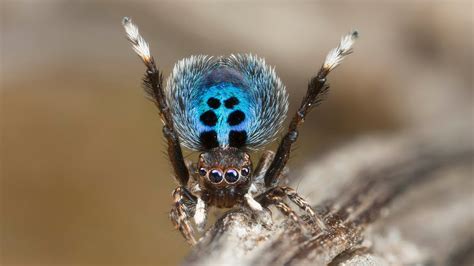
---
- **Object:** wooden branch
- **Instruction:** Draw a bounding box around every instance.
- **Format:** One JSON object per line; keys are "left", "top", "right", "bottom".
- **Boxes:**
{"left": 184, "top": 121, "right": 473, "bottom": 265}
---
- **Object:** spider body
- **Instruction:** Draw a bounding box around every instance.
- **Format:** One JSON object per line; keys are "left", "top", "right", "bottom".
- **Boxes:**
{"left": 197, "top": 147, "right": 252, "bottom": 208}
{"left": 123, "top": 17, "right": 357, "bottom": 245}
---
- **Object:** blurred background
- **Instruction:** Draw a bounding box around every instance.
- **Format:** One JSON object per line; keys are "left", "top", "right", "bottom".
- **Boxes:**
{"left": 1, "top": 1, "right": 472, "bottom": 265}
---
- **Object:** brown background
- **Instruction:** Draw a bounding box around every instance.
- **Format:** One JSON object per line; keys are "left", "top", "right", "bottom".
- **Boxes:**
{"left": 1, "top": 1, "right": 472, "bottom": 265}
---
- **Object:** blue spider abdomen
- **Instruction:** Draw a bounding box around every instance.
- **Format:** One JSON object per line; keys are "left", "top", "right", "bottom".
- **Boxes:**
{"left": 165, "top": 54, "right": 288, "bottom": 151}
{"left": 194, "top": 81, "right": 253, "bottom": 149}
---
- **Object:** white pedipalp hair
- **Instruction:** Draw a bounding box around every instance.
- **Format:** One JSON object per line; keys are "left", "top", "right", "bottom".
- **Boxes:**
{"left": 244, "top": 193, "right": 263, "bottom": 212}
{"left": 122, "top": 17, "right": 151, "bottom": 62}
{"left": 244, "top": 184, "right": 263, "bottom": 212}
{"left": 194, "top": 197, "right": 207, "bottom": 231}
{"left": 323, "top": 30, "right": 359, "bottom": 72}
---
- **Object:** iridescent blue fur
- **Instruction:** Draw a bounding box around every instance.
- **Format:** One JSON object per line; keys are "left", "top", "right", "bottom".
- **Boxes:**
{"left": 165, "top": 54, "right": 288, "bottom": 151}
{"left": 194, "top": 82, "right": 253, "bottom": 146}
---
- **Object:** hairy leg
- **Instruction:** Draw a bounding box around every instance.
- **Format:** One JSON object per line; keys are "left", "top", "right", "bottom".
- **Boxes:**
{"left": 280, "top": 186, "right": 327, "bottom": 231}
{"left": 264, "top": 31, "right": 358, "bottom": 187}
{"left": 257, "top": 186, "right": 327, "bottom": 232}
{"left": 259, "top": 190, "right": 304, "bottom": 227}
{"left": 169, "top": 187, "right": 197, "bottom": 245}
{"left": 123, "top": 18, "right": 190, "bottom": 187}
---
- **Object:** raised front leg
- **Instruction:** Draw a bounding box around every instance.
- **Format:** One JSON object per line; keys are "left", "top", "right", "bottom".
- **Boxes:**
{"left": 123, "top": 17, "right": 190, "bottom": 187}
{"left": 264, "top": 31, "right": 358, "bottom": 187}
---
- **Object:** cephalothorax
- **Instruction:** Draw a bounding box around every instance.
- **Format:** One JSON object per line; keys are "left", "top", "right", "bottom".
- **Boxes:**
{"left": 123, "top": 17, "right": 357, "bottom": 245}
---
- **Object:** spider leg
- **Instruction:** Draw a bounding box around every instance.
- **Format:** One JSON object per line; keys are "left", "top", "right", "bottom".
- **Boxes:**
{"left": 123, "top": 17, "right": 190, "bottom": 187}
{"left": 169, "top": 187, "right": 197, "bottom": 245}
{"left": 263, "top": 31, "right": 358, "bottom": 187}
{"left": 254, "top": 150, "right": 275, "bottom": 180}
{"left": 280, "top": 186, "right": 327, "bottom": 231}
{"left": 250, "top": 151, "right": 276, "bottom": 196}
{"left": 274, "top": 200, "right": 302, "bottom": 225}
{"left": 261, "top": 191, "right": 304, "bottom": 227}
{"left": 257, "top": 186, "right": 327, "bottom": 232}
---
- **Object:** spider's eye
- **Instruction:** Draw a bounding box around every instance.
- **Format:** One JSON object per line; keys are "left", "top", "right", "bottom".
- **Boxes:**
{"left": 241, "top": 167, "right": 250, "bottom": 177}
{"left": 209, "top": 169, "right": 223, "bottom": 183}
{"left": 225, "top": 169, "right": 239, "bottom": 183}
{"left": 199, "top": 168, "right": 207, "bottom": 176}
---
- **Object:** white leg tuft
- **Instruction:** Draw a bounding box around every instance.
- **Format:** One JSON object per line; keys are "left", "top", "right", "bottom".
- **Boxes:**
{"left": 323, "top": 30, "right": 359, "bottom": 72}
{"left": 194, "top": 197, "right": 207, "bottom": 232}
{"left": 122, "top": 16, "right": 152, "bottom": 63}
{"left": 245, "top": 193, "right": 263, "bottom": 212}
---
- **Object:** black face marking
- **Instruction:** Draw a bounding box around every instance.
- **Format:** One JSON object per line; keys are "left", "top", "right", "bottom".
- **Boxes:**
{"left": 200, "top": 110, "right": 218, "bottom": 126}
{"left": 207, "top": 97, "right": 221, "bottom": 109}
{"left": 200, "top": 131, "right": 219, "bottom": 149}
{"left": 227, "top": 110, "right": 245, "bottom": 126}
{"left": 229, "top": 130, "right": 247, "bottom": 148}
{"left": 224, "top": 97, "right": 240, "bottom": 109}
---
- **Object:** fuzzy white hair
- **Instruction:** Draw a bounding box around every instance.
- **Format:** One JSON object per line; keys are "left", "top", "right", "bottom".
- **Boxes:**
{"left": 122, "top": 17, "right": 151, "bottom": 63}
{"left": 323, "top": 30, "right": 359, "bottom": 72}
{"left": 194, "top": 197, "right": 207, "bottom": 232}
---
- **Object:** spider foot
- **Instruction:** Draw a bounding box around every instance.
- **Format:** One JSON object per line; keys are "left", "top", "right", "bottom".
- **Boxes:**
{"left": 170, "top": 187, "right": 197, "bottom": 245}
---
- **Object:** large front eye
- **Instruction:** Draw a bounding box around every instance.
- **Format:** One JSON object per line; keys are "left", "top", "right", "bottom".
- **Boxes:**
{"left": 225, "top": 169, "right": 239, "bottom": 183}
{"left": 209, "top": 169, "right": 223, "bottom": 183}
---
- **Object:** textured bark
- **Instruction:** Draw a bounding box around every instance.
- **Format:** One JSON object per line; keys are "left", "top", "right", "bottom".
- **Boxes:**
{"left": 184, "top": 121, "right": 473, "bottom": 265}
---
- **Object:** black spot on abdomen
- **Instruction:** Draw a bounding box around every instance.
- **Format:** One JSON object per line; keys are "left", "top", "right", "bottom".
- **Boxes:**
{"left": 200, "top": 131, "right": 219, "bottom": 149}
{"left": 227, "top": 110, "right": 245, "bottom": 126}
{"left": 200, "top": 110, "right": 218, "bottom": 126}
{"left": 229, "top": 130, "right": 247, "bottom": 148}
{"left": 224, "top": 97, "right": 239, "bottom": 109}
{"left": 207, "top": 97, "right": 221, "bottom": 109}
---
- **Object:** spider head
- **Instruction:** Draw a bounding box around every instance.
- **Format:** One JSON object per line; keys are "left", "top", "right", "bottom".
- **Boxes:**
{"left": 197, "top": 147, "right": 252, "bottom": 189}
